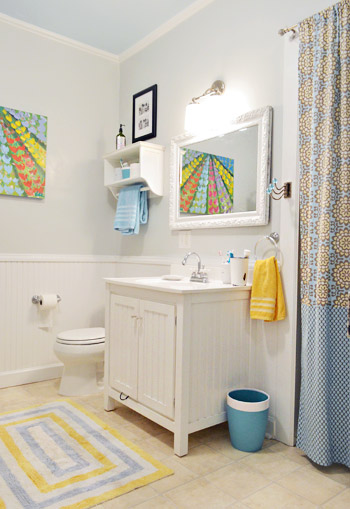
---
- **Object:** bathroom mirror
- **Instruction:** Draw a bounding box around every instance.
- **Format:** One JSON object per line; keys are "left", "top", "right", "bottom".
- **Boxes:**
{"left": 169, "top": 106, "right": 272, "bottom": 229}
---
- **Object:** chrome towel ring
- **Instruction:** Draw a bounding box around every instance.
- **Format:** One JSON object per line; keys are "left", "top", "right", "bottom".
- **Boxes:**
{"left": 254, "top": 232, "right": 280, "bottom": 260}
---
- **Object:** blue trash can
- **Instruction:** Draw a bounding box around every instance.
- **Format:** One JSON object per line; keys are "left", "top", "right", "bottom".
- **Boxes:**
{"left": 226, "top": 388, "right": 269, "bottom": 452}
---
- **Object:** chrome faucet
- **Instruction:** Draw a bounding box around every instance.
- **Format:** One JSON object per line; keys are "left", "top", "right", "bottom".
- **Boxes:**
{"left": 182, "top": 252, "right": 208, "bottom": 283}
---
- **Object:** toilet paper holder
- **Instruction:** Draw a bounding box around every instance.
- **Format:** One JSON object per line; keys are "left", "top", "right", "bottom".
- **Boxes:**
{"left": 32, "top": 295, "right": 61, "bottom": 305}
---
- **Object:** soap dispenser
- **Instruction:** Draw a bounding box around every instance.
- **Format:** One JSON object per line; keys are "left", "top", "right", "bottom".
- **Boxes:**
{"left": 116, "top": 124, "right": 126, "bottom": 150}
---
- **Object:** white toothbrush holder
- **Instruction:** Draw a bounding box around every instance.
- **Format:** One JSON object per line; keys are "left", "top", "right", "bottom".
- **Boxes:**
{"left": 230, "top": 258, "right": 249, "bottom": 286}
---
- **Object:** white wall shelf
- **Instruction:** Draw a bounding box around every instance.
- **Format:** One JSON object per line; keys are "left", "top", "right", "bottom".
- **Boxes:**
{"left": 103, "top": 141, "right": 165, "bottom": 198}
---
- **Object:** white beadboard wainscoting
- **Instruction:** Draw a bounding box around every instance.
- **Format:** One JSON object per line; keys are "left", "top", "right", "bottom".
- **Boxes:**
{"left": 0, "top": 255, "right": 117, "bottom": 388}
{"left": 0, "top": 254, "right": 293, "bottom": 445}
{"left": 0, "top": 255, "right": 174, "bottom": 390}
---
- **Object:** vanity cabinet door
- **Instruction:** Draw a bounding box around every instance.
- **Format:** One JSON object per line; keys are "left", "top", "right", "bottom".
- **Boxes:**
{"left": 137, "top": 300, "right": 176, "bottom": 419}
{"left": 109, "top": 294, "right": 138, "bottom": 400}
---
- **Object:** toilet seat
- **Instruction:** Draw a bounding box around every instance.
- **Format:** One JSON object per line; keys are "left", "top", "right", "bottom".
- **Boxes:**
{"left": 56, "top": 338, "right": 105, "bottom": 345}
{"left": 56, "top": 327, "right": 105, "bottom": 346}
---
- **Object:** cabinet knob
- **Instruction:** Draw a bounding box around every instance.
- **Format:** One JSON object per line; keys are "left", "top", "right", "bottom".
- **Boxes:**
{"left": 131, "top": 315, "right": 143, "bottom": 322}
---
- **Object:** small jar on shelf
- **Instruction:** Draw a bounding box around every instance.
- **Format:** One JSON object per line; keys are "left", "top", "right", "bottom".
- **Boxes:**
{"left": 129, "top": 163, "right": 140, "bottom": 179}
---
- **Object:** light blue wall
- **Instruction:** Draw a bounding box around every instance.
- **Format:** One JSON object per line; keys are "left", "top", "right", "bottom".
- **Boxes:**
{"left": 0, "top": 20, "right": 119, "bottom": 254}
{"left": 117, "top": 0, "right": 332, "bottom": 259}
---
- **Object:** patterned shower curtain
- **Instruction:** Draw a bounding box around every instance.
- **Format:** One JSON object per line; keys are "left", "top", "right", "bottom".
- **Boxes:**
{"left": 297, "top": 0, "right": 350, "bottom": 467}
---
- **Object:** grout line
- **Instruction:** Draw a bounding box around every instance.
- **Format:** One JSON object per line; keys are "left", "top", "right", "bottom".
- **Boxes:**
{"left": 239, "top": 480, "right": 275, "bottom": 503}
{"left": 131, "top": 492, "right": 176, "bottom": 508}
{"left": 276, "top": 476, "right": 347, "bottom": 507}
{"left": 274, "top": 464, "right": 348, "bottom": 506}
{"left": 162, "top": 472, "right": 238, "bottom": 505}
{"left": 320, "top": 483, "right": 348, "bottom": 506}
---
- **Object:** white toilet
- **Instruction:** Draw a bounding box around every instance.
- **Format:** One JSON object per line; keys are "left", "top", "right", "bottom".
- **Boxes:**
{"left": 54, "top": 327, "right": 105, "bottom": 396}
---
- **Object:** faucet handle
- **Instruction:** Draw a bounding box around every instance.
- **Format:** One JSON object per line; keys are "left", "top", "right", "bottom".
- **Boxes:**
{"left": 190, "top": 269, "right": 209, "bottom": 283}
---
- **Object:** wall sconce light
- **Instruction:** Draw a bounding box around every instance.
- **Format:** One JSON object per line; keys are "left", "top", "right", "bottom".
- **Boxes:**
{"left": 267, "top": 178, "right": 292, "bottom": 200}
{"left": 185, "top": 80, "right": 226, "bottom": 133}
{"left": 189, "top": 80, "right": 225, "bottom": 104}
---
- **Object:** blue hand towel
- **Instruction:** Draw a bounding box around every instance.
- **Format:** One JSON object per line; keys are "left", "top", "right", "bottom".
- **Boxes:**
{"left": 114, "top": 184, "right": 148, "bottom": 235}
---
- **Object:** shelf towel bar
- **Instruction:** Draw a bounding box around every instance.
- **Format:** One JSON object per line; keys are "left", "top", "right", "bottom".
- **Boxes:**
{"left": 112, "top": 186, "right": 149, "bottom": 200}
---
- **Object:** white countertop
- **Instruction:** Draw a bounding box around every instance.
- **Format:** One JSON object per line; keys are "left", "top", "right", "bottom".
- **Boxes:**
{"left": 105, "top": 276, "right": 252, "bottom": 294}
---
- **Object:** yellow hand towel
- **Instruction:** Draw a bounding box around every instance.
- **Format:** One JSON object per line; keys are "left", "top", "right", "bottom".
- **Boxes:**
{"left": 250, "top": 256, "right": 286, "bottom": 321}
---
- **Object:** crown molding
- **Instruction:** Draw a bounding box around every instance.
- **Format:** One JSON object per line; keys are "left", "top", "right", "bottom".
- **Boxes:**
{"left": 119, "top": 0, "right": 216, "bottom": 63}
{"left": 0, "top": 12, "right": 119, "bottom": 63}
{"left": 0, "top": 0, "right": 215, "bottom": 65}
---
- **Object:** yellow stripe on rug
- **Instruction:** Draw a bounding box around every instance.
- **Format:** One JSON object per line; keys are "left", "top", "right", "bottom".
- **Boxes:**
{"left": 0, "top": 399, "right": 173, "bottom": 509}
{"left": 0, "top": 412, "right": 115, "bottom": 493}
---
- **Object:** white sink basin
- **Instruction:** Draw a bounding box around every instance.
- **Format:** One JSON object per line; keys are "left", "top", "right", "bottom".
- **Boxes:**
{"left": 105, "top": 276, "right": 251, "bottom": 294}
{"left": 134, "top": 277, "right": 203, "bottom": 287}
{"left": 135, "top": 277, "right": 189, "bottom": 284}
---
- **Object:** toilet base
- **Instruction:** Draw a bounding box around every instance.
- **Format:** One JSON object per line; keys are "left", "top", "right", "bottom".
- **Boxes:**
{"left": 59, "top": 363, "right": 103, "bottom": 397}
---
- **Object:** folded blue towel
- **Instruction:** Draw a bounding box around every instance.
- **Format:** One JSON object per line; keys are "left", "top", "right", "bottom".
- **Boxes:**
{"left": 114, "top": 184, "right": 148, "bottom": 235}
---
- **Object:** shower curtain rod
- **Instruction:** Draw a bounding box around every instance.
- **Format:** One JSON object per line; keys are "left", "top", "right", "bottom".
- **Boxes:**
{"left": 279, "top": 0, "right": 347, "bottom": 36}
{"left": 278, "top": 24, "right": 298, "bottom": 36}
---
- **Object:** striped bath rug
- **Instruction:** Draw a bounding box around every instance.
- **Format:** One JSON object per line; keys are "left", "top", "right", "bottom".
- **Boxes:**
{"left": 0, "top": 399, "right": 173, "bottom": 508}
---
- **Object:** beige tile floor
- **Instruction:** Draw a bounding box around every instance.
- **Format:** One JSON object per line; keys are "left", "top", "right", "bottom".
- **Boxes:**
{"left": 1, "top": 379, "right": 349, "bottom": 509}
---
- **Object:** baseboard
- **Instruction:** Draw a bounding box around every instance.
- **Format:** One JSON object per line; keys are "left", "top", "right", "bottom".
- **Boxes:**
{"left": 0, "top": 364, "right": 63, "bottom": 389}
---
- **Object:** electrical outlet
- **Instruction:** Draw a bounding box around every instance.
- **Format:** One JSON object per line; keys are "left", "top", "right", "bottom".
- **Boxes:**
{"left": 179, "top": 231, "right": 191, "bottom": 249}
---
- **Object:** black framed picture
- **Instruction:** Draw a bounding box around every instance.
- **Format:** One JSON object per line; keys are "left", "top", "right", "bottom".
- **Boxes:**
{"left": 132, "top": 84, "right": 157, "bottom": 143}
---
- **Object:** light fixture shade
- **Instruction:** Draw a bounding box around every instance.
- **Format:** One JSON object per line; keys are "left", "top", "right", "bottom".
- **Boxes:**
{"left": 184, "top": 102, "right": 202, "bottom": 134}
{"left": 185, "top": 95, "right": 227, "bottom": 134}
{"left": 201, "top": 94, "right": 227, "bottom": 130}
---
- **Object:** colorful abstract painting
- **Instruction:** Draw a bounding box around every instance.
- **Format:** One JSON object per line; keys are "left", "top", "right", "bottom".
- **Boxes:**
{"left": 180, "top": 148, "right": 234, "bottom": 215}
{"left": 0, "top": 106, "right": 47, "bottom": 199}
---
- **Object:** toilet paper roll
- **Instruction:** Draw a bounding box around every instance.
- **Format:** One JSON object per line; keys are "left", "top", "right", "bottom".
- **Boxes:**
{"left": 38, "top": 294, "right": 58, "bottom": 329}
{"left": 39, "top": 294, "right": 58, "bottom": 310}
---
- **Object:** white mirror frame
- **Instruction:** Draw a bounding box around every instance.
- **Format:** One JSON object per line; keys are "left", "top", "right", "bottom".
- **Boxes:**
{"left": 169, "top": 105, "right": 272, "bottom": 230}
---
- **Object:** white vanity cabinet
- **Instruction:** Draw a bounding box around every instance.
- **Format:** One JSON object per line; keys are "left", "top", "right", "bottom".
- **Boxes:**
{"left": 108, "top": 294, "right": 176, "bottom": 419}
{"left": 104, "top": 278, "right": 251, "bottom": 456}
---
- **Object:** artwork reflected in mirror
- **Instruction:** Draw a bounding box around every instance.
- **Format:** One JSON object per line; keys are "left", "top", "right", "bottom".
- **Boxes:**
{"left": 170, "top": 106, "right": 271, "bottom": 229}
{"left": 179, "top": 148, "right": 234, "bottom": 215}
{"left": 179, "top": 125, "right": 258, "bottom": 217}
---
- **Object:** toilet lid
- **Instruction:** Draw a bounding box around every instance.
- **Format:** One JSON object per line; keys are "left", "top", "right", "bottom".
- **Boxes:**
{"left": 57, "top": 327, "right": 105, "bottom": 342}
{"left": 56, "top": 338, "right": 105, "bottom": 346}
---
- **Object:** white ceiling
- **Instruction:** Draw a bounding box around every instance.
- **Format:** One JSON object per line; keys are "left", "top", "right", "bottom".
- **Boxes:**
{"left": 0, "top": 0, "right": 204, "bottom": 55}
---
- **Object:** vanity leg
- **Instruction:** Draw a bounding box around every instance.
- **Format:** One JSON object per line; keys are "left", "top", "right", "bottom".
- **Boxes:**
{"left": 174, "top": 429, "right": 189, "bottom": 457}
{"left": 104, "top": 394, "right": 117, "bottom": 411}
{"left": 174, "top": 301, "right": 190, "bottom": 457}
